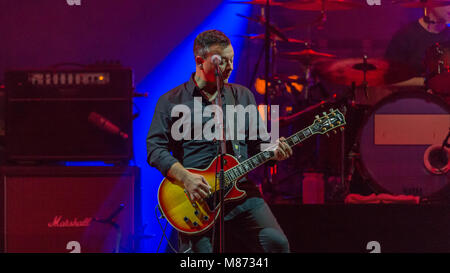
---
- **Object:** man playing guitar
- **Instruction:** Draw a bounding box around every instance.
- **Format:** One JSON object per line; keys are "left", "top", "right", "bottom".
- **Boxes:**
{"left": 147, "top": 29, "right": 293, "bottom": 253}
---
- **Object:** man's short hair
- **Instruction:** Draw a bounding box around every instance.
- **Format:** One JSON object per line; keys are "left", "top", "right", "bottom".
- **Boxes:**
{"left": 193, "top": 29, "right": 231, "bottom": 58}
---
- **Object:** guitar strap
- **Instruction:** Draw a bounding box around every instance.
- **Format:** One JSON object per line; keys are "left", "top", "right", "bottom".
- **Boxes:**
{"left": 223, "top": 85, "right": 241, "bottom": 159}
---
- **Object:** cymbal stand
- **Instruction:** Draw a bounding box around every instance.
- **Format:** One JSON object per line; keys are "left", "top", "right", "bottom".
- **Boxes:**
{"left": 300, "top": 7, "right": 327, "bottom": 103}
{"left": 262, "top": 0, "right": 274, "bottom": 189}
{"left": 361, "top": 55, "right": 369, "bottom": 99}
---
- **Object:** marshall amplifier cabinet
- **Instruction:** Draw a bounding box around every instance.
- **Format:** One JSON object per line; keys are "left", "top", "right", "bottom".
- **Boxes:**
{"left": 4, "top": 64, "right": 133, "bottom": 162}
{"left": 0, "top": 166, "right": 139, "bottom": 253}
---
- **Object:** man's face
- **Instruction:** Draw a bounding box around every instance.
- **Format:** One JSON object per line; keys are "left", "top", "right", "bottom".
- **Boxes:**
{"left": 198, "top": 44, "right": 234, "bottom": 83}
{"left": 431, "top": 2, "right": 450, "bottom": 23}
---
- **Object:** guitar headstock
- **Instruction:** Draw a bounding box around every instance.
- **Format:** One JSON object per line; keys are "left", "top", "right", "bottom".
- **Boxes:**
{"left": 310, "top": 108, "right": 346, "bottom": 135}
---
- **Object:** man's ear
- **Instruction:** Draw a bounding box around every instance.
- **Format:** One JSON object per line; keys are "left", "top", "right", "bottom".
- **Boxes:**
{"left": 195, "top": 56, "right": 205, "bottom": 69}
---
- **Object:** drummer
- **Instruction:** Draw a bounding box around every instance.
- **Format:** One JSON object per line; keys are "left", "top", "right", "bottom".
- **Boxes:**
{"left": 384, "top": 1, "right": 449, "bottom": 87}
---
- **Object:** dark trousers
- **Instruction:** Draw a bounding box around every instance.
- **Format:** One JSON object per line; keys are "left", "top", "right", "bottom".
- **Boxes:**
{"left": 178, "top": 197, "right": 290, "bottom": 253}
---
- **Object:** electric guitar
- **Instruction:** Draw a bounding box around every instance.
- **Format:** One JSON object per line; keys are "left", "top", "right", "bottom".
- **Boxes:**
{"left": 158, "top": 108, "right": 346, "bottom": 235}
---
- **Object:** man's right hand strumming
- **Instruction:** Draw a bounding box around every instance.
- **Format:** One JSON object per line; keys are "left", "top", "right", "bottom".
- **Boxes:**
{"left": 168, "top": 162, "right": 211, "bottom": 202}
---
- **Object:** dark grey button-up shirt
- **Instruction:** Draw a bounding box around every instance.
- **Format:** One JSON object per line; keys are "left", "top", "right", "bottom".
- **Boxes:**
{"left": 146, "top": 74, "right": 269, "bottom": 178}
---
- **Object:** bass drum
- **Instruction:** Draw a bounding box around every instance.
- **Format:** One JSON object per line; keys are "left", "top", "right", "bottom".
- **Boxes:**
{"left": 357, "top": 90, "right": 450, "bottom": 198}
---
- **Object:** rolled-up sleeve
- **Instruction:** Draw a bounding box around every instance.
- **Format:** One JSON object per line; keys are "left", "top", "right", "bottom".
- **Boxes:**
{"left": 146, "top": 97, "right": 179, "bottom": 177}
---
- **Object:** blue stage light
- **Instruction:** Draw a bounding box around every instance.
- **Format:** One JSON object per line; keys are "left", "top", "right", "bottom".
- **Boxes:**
{"left": 134, "top": 1, "right": 251, "bottom": 253}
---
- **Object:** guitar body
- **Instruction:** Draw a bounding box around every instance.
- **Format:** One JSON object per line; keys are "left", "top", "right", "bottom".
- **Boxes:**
{"left": 158, "top": 154, "right": 246, "bottom": 235}
{"left": 157, "top": 108, "right": 346, "bottom": 235}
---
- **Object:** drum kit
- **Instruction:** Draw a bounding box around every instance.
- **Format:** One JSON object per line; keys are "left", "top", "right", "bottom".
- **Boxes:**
{"left": 232, "top": 0, "right": 450, "bottom": 201}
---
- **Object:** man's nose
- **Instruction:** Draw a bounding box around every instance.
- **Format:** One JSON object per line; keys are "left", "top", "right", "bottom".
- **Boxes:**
{"left": 225, "top": 59, "right": 233, "bottom": 70}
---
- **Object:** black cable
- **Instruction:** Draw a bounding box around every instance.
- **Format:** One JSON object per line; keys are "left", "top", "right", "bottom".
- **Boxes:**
{"left": 154, "top": 205, "right": 178, "bottom": 253}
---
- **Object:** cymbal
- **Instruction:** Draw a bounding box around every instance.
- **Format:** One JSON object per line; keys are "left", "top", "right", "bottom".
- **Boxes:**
{"left": 352, "top": 62, "right": 377, "bottom": 71}
{"left": 243, "top": 33, "right": 306, "bottom": 44}
{"left": 236, "top": 13, "right": 292, "bottom": 42}
{"left": 279, "top": 49, "right": 336, "bottom": 63}
{"left": 230, "top": 0, "right": 365, "bottom": 10}
{"left": 392, "top": 0, "right": 450, "bottom": 8}
{"left": 280, "top": 0, "right": 365, "bottom": 11}
{"left": 316, "top": 58, "right": 390, "bottom": 86}
{"left": 228, "top": 0, "right": 283, "bottom": 6}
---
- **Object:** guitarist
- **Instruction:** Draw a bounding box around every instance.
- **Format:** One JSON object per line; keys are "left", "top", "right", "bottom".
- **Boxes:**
{"left": 147, "top": 29, "right": 293, "bottom": 253}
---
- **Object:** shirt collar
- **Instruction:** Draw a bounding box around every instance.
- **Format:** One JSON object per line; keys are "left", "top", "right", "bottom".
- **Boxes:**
{"left": 186, "top": 73, "right": 198, "bottom": 96}
{"left": 186, "top": 72, "right": 229, "bottom": 98}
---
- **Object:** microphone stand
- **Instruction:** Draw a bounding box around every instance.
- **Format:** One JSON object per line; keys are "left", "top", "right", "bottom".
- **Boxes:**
{"left": 93, "top": 204, "right": 125, "bottom": 253}
{"left": 214, "top": 64, "right": 226, "bottom": 253}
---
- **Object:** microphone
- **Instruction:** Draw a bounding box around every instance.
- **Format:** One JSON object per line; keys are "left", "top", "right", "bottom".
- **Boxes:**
{"left": 211, "top": 54, "right": 222, "bottom": 66}
{"left": 88, "top": 112, "right": 129, "bottom": 140}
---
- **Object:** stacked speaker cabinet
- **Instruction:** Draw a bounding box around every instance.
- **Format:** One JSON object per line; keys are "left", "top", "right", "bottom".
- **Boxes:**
{"left": 4, "top": 66, "right": 133, "bottom": 162}
{"left": 0, "top": 166, "right": 139, "bottom": 253}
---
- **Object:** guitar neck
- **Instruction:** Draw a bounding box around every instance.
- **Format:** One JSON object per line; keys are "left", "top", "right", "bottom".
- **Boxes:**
{"left": 224, "top": 125, "right": 315, "bottom": 186}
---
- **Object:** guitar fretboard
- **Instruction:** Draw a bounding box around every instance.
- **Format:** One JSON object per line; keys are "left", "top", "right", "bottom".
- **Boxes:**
{"left": 223, "top": 125, "right": 315, "bottom": 187}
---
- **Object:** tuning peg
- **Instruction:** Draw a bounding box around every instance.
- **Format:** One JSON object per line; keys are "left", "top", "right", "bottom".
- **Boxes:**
{"left": 333, "top": 130, "right": 337, "bottom": 134}
{"left": 323, "top": 112, "right": 327, "bottom": 116}
{"left": 315, "top": 115, "right": 320, "bottom": 119}
{"left": 340, "top": 127, "right": 345, "bottom": 132}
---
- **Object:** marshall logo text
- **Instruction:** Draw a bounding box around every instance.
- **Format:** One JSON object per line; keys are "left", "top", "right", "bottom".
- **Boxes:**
{"left": 48, "top": 216, "right": 92, "bottom": 228}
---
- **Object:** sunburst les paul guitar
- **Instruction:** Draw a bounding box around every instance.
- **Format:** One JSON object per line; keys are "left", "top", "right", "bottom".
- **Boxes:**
{"left": 158, "top": 108, "right": 346, "bottom": 235}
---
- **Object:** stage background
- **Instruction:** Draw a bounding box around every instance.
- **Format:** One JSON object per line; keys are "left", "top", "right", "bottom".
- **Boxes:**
{"left": 0, "top": 0, "right": 425, "bottom": 252}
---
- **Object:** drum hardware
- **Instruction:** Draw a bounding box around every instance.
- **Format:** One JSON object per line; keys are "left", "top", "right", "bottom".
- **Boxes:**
{"left": 236, "top": 13, "right": 292, "bottom": 42}
{"left": 230, "top": 0, "right": 450, "bottom": 202}
{"left": 425, "top": 41, "right": 450, "bottom": 99}
{"left": 234, "top": 0, "right": 282, "bottom": 191}
{"left": 279, "top": 49, "right": 336, "bottom": 63}
{"left": 424, "top": 144, "right": 450, "bottom": 175}
{"left": 279, "top": 48, "right": 335, "bottom": 102}
{"left": 240, "top": 33, "right": 306, "bottom": 44}
{"left": 276, "top": 92, "right": 349, "bottom": 128}
{"left": 425, "top": 129, "right": 450, "bottom": 175}
{"left": 392, "top": 0, "right": 450, "bottom": 8}
{"left": 316, "top": 57, "right": 390, "bottom": 87}
{"left": 356, "top": 55, "right": 373, "bottom": 99}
